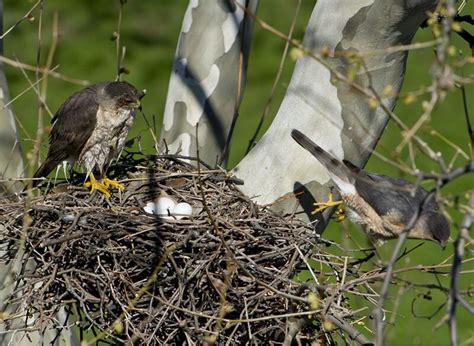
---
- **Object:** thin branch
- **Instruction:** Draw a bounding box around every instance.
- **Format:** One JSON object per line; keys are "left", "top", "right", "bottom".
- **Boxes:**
{"left": 447, "top": 192, "right": 474, "bottom": 346}
{"left": 219, "top": 0, "right": 257, "bottom": 166}
{"left": 326, "top": 314, "right": 373, "bottom": 345}
{"left": 0, "top": 55, "right": 89, "bottom": 85}
{"left": 460, "top": 78, "right": 473, "bottom": 150}
{"left": 0, "top": 0, "right": 41, "bottom": 39}
{"left": 245, "top": 0, "right": 301, "bottom": 154}
{"left": 114, "top": 0, "right": 126, "bottom": 80}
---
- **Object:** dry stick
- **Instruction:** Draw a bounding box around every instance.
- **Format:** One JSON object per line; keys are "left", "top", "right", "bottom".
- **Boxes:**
{"left": 138, "top": 109, "right": 160, "bottom": 155}
{"left": 32, "top": 9, "right": 60, "bottom": 183}
{"left": 219, "top": 2, "right": 247, "bottom": 166}
{"left": 427, "top": 128, "right": 470, "bottom": 162}
{"left": 341, "top": 257, "right": 474, "bottom": 291}
{"left": 26, "top": 10, "right": 59, "bottom": 191}
{"left": 336, "top": 257, "right": 348, "bottom": 307}
{"left": 30, "top": 0, "right": 45, "bottom": 178}
{"left": 16, "top": 60, "right": 55, "bottom": 119}
{"left": 421, "top": 161, "right": 474, "bottom": 182}
{"left": 0, "top": 55, "right": 89, "bottom": 85}
{"left": 0, "top": 66, "right": 39, "bottom": 141}
{"left": 243, "top": 298, "right": 252, "bottom": 341}
{"left": 457, "top": 295, "right": 474, "bottom": 315}
{"left": 115, "top": 0, "right": 125, "bottom": 80}
{"left": 460, "top": 81, "right": 474, "bottom": 151}
{"left": 245, "top": 0, "right": 301, "bottom": 154}
{"left": 1, "top": 143, "right": 23, "bottom": 189}
{"left": 2, "top": 70, "right": 52, "bottom": 110}
{"left": 326, "top": 314, "right": 372, "bottom": 345}
{"left": 446, "top": 192, "right": 474, "bottom": 346}
{"left": 396, "top": 92, "right": 439, "bottom": 155}
{"left": 151, "top": 293, "right": 321, "bottom": 324}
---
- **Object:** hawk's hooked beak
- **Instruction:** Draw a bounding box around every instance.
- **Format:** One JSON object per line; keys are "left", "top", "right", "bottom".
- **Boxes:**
{"left": 440, "top": 237, "right": 450, "bottom": 250}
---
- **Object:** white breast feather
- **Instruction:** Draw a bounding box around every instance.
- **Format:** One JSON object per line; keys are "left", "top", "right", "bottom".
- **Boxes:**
{"left": 79, "top": 106, "right": 134, "bottom": 174}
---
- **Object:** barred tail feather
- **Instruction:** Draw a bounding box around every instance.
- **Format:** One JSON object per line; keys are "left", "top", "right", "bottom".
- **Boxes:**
{"left": 290, "top": 129, "right": 356, "bottom": 195}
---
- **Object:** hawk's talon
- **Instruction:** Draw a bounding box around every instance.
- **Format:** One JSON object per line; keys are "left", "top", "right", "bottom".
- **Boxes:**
{"left": 84, "top": 174, "right": 111, "bottom": 199}
{"left": 311, "top": 192, "right": 343, "bottom": 215}
{"left": 103, "top": 176, "right": 125, "bottom": 191}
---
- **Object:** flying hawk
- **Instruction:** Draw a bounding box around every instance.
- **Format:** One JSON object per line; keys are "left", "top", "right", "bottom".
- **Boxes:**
{"left": 291, "top": 129, "right": 450, "bottom": 246}
{"left": 33, "top": 81, "right": 145, "bottom": 197}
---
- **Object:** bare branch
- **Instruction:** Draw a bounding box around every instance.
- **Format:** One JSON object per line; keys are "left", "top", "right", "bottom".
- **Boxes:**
{"left": 447, "top": 192, "right": 474, "bottom": 345}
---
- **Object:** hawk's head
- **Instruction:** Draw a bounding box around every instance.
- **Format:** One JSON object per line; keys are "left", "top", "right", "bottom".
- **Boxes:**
{"left": 100, "top": 81, "right": 145, "bottom": 111}
{"left": 413, "top": 210, "right": 450, "bottom": 247}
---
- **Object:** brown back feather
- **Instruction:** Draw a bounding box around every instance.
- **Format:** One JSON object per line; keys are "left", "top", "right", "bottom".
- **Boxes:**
{"left": 33, "top": 84, "right": 100, "bottom": 181}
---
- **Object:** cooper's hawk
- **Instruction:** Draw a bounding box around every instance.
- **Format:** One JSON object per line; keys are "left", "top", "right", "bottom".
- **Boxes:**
{"left": 33, "top": 81, "right": 145, "bottom": 197}
{"left": 291, "top": 129, "right": 450, "bottom": 246}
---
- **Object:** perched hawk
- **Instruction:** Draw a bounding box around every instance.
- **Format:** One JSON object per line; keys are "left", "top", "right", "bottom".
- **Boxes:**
{"left": 33, "top": 81, "right": 145, "bottom": 197}
{"left": 291, "top": 129, "right": 450, "bottom": 246}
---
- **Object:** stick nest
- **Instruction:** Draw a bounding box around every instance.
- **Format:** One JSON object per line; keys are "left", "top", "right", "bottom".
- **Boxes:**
{"left": 0, "top": 154, "right": 365, "bottom": 344}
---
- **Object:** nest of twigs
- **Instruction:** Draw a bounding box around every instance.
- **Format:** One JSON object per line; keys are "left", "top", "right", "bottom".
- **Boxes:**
{"left": 0, "top": 153, "right": 368, "bottom": 345}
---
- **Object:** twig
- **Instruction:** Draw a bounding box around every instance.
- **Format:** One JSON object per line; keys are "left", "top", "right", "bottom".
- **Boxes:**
{"left": 0, "top": 55, "right": 89, "bottom": 85}
{"left": 446, "top": 192, "right": 474, "bottom": 345}
{"left": 0, "top": 0, "right": 41, "bottom": 39}
{"left": 460, "top": 78, "right": 473, "bottom": 150}
{"left": 114, "top": 0, "right": 127, "bottom": 80}
{"left": 245, "top": 0, "right": 301, "bottom": 154}
{"left": 326, "top": 314, "right": 373, "bottom": 345}
{"left": 219, "top": 0, "right": 256, "bottom": 166}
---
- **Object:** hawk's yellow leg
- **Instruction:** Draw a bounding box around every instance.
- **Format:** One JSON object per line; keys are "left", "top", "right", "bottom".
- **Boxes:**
{"left": 311, "top": 192, "right": 343, "bottom": 214}
{"left": 84, "top": 173, "right": 111, "bottom": 199}
{"left": 103, "top": 176, "right": 125, "bottom": 191}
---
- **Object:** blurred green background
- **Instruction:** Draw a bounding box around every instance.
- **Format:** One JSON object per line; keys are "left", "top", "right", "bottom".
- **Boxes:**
{"left": 3, "top": 1, "right": 473, "bottom": 344}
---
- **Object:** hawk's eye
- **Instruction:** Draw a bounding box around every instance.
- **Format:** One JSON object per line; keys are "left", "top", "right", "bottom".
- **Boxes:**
{"left": 118, "top": 96, "right": 133, "bottom": 105}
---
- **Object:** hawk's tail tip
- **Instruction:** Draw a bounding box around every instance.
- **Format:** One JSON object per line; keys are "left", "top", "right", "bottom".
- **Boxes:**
{"left": 290, "top": 129, "right": 324, "bottom": 154}
{"left": 290, "top": 128, "right": 302, "bottom": 140}
{"left": 32, "top": 159, "right": 58, "bottom": 185}
{"left": 290, "top": 129, "right": 311, "bottom": 147}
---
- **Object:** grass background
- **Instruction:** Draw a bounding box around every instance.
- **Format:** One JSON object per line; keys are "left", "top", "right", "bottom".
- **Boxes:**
{"left": 3, "top": 1, "right": 473, "bottom": 344}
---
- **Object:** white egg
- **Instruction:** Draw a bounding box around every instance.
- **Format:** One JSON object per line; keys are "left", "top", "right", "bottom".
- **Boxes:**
{"left": 155, "top": 196, "right": 177, "bottom": 216}
{"left": 171, "top": 202, "right": 193, "bottom": 220}
{"left": 143, "top": 201, "right": 157, "bottom": 214}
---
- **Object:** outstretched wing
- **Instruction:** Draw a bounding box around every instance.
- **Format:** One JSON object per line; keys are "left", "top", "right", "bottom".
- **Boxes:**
{"left": 34, "top": 84, "right": 100, "bottom": 178}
